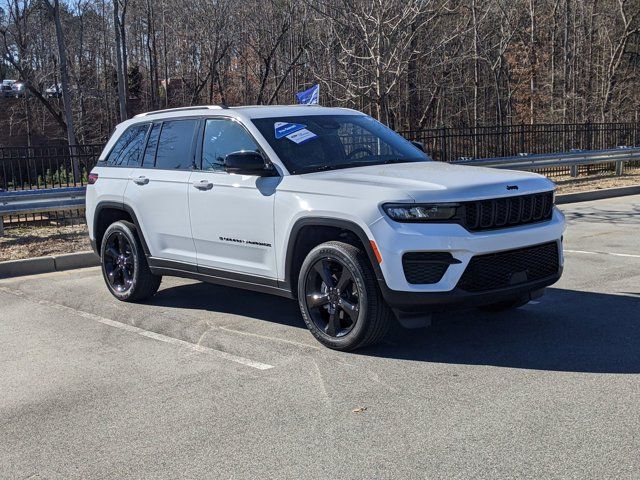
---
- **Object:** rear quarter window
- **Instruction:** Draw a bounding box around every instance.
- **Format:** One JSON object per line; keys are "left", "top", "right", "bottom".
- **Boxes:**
{"left": 105, "top": 124, "right": 149, "bottom": 167}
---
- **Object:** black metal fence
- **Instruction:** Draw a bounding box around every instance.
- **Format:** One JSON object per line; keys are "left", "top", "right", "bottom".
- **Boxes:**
{"left": 1, "top": 122, "right": 640, "bottom": 193}
{"left": 0, "top": 144, "right": 104, "bottom": 192}
{"left": 400, "top": 122, "right": 640, "bottom": 163}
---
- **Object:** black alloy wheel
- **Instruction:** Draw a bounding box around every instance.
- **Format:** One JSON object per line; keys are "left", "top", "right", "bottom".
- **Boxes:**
{"left": 304, "top": 256, "right": 362, "bottom": 337}
{"left": 100, "top": 220, "right": 162, "bottom": 302}
{"left": 103, "top": 230, "right": 135, "bottom": 294}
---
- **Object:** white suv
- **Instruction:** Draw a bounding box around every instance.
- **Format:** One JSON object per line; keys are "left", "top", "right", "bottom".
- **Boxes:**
{"left": 86, "top": 105, "right": 564, "bottom": 350}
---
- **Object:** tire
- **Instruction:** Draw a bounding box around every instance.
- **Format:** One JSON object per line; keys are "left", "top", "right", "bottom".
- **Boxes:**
{"left": 100, "top": 220, "right": 162, "bottom": 302}
{"left": 479, "top": 295, "right": 530, "bottom": 312}
{"left": 297, "top": 241, "right": 392, "bottom": 351}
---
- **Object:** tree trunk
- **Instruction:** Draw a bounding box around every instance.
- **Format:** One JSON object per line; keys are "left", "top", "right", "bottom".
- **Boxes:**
{"left": 48, "top": 0, "right": 79, "bottom": 180}
{"left": 114, "top": 0, "right": 127, "bottom": 121}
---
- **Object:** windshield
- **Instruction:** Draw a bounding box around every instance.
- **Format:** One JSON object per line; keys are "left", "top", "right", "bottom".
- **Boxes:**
{"left": 251, "top": 114, "right": 429, "bottom": 174}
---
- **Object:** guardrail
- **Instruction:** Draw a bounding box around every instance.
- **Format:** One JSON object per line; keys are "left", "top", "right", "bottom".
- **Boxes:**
{"left": 1, "top": 146, "right": 639, "bottom": 234}
{"left": 452, "top": 147, "right": 640, "bottom": 176}
{"left": 0, "top": 187, "right": 85, "bottom": 235}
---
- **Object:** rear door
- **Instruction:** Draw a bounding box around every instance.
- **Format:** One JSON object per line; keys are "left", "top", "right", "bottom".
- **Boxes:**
{"left": 124, "top": 118, "right": 199, "bottom": 264}
{"left": 188, "top": 117, "right": 278, "bottom": 279}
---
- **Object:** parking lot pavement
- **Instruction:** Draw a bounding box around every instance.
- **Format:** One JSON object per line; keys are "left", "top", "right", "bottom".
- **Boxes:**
{"left": 1, "top": 196, "right": 639, "bottom": 479}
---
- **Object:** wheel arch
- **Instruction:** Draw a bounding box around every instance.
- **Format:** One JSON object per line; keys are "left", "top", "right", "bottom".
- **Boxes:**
{"left": 283, "top": 217, "right": 384, "bottom": 295}
{"left": 93, "top": 201, "right": 151, "bottom": 256}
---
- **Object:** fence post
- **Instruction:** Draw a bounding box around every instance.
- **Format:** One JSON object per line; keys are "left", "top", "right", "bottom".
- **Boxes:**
{"left": 519, "top": 123, "right": 525, "bottom": 153}
{"left": 439, "top": 126, "right": 447, "bottom": 162}
{"left": 615, "top": 160, "right": 624, "bottom": 176}
{"left": 0, "top": 216, "right": 4, "bottom": 237}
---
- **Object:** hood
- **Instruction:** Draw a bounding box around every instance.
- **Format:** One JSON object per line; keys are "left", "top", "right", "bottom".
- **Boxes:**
{"left": 296, "top": 161, "right": 555, "bottom": 202}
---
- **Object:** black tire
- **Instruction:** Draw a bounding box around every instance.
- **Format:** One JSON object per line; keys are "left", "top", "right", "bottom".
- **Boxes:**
{"left": 479, "top": 295, "right": 530, "bottom": 312}
{"left": 100, "top": 220, "right": 162, "bottom": 302}
{"left": 297, "top": 241, "right": 392, "bottom": 351}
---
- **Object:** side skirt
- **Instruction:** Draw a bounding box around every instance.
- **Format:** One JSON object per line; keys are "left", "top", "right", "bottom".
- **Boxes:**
{"left": 147, "top": 258, "right": 294, "bottom": 299}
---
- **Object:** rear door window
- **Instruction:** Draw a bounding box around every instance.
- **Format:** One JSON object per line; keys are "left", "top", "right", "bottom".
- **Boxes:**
{"left": 106, "top": 124, "right": 149, "bottom": 167}
{"left": 154, "top": 119, "right": 198, "bottom": 170}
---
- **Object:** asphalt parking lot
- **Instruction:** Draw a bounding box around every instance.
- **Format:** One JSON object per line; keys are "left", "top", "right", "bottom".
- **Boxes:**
{"left": 1, "top": 195, "right": 639, "bottom": 479}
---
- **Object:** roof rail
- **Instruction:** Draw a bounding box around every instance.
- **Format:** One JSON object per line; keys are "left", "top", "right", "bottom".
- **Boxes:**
{"left": 134, "top": 105, "right": 226, "bottom": 118}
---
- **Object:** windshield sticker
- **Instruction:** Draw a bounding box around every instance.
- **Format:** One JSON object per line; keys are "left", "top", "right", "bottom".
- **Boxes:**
{"left": 274, "top": 122, "right": 306, "bottom": 139}
{"left": 286, "top": 128, "right": 318, "bottom": 145}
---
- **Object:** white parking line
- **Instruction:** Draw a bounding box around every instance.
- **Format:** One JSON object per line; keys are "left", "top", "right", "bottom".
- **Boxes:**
{"left": 0, "top": 286, "right": 274, "bottom": 371}
{"left": 564, "top": 249, "right": 640, "bottom": 259}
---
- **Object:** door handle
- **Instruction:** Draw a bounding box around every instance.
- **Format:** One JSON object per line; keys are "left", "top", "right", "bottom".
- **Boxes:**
{"left": 132, "top": 176, "right": 149, "bottom": 185}
{"left": 192, "top": 179, "right": 213, "bottom": 191}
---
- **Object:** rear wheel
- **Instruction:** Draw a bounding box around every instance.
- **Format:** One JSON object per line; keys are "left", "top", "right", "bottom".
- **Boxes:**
{"left": 297, "top": 241, "right": 391, "bottom": 351}
{"left": 100, "top": 221, "right": 162, "bottom": 302}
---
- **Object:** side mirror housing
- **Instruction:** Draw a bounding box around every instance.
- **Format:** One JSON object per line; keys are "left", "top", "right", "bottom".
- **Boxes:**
{"left": 411, "top": 140, "right": 425, "bottom": 152}
{"left": 224, "top": 151, "right": 274, "bottom": 176}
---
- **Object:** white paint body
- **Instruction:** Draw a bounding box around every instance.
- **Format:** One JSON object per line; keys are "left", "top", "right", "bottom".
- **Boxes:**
{"left": 86, "top": 105, "right": 565, "bottom": 294}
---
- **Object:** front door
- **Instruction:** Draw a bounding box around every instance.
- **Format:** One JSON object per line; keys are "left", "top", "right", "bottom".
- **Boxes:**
{"left": 188, "top": 118, "right": 278, "bottom": 279}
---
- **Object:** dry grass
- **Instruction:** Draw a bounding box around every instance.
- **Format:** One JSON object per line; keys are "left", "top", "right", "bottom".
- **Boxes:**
{"left": 554, "top": 170, "right": 640, "bottom": 194}
{"left": 0, "top": 224, "right": 91, "bottom": 262}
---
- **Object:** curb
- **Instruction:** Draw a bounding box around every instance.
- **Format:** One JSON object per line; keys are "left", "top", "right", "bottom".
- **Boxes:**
{"left": 0, "top": 251, "right": 100, "bottom": 279}
{"left": 556, "top": 185, "right": 640, "bottom": 204}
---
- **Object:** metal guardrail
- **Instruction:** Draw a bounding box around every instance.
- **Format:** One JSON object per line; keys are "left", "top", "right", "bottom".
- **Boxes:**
{"left": 0, "top": 187, "right": 85, "bottom": 235}
{"left": 1, "top": 146, "right": 638, "bottom": 234}
{"left": 452, "top": 147, "right": 640, "bottom": 176}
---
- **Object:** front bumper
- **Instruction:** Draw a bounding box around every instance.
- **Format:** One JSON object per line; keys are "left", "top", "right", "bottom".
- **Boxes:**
{"left": 369, "top": 207, "right": 565, "bottom": 309}
{"left": 379, "top": 268, "right": 562, "bottom": 311}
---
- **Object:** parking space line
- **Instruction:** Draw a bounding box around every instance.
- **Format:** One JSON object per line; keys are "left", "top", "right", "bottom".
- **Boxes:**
{"left": 0, "top": 286, "right": 274, "bottom": 371}
{"left": 564, "top": 249, "right": 640, "bottom": 259}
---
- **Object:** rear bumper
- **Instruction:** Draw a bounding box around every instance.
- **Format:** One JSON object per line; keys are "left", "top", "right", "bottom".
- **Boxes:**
{"left": 379, "top": 268, "right": 562, "bottom": 311}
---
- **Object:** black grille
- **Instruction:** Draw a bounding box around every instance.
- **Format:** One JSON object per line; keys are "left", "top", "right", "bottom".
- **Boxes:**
{"left": 402, "top": 252, "right": 457, "bottom": 284}
{"left": 457, "top": 242, "right": 560, "bottom": 292}
{"left": 460, "top": 191, "right": 554, "bottom": 231}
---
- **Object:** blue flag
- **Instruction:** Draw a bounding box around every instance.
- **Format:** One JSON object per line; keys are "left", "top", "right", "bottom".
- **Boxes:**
{"left": 296, "top": 84, "right": 319, "bottom": 105}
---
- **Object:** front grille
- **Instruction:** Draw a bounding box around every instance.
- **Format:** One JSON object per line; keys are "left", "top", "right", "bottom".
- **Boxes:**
{"left": 460, "top": 191, "right": 554, "bottom": 231}
{"left": 402, "top": 252, "right": 457, "bottom": 284}
{"left": 457, "top": 242, "right": 559, "bottom": 292}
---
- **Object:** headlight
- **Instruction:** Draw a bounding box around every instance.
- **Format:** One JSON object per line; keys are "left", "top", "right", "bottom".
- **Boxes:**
{"left": 383, "top": 203, "right": 459, "bottom": 222}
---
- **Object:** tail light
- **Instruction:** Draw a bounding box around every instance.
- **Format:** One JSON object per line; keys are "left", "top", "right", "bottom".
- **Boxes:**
{"left": 88, "top": 173, "right": 99, "bottom": 185}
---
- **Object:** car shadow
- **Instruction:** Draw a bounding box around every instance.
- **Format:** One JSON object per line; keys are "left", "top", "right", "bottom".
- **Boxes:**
{"left": 150, "top": 281, "right": 305, "bottom": 329}
{"left": 151, "top": 283, "right": 640, "bottom": 374}
{"left": 360, "top": 288, "right": 640, "bottom": 374}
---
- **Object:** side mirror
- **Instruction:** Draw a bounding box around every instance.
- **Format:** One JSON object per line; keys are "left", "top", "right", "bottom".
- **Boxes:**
{"left": 411, "top": 140, "right": 425, "bottom": 152}
{"left": 224, "top": 151, "right": 273, "bottom": 176}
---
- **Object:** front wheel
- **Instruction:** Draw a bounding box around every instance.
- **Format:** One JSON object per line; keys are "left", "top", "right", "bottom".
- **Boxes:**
{"left": 297, "top": 241, "right": 391, "bottom": 351}
{"left": 100, "top": 221, "right": 162, "bottom": 302}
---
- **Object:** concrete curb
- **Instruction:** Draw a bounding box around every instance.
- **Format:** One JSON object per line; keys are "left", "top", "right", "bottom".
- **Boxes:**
{"left": 0, "top": 251, "right": 100, "bottom": 279}
{"left": 556, "top": 185, "right": 640, "bottom": 204}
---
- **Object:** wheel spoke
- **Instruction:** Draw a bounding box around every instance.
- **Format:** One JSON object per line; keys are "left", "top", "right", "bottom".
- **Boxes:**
{"left": 122, "top": 267, "right": 132, "bottom": 284}
{"left": 338, "top": 298, "right": 359, "bottom": 320}
{"left": 107, "top": 266, "right": 119, "bottom": 284}
{"left": 314, "top": 260, "right": 334, "bottom": 287}
{"left": 117, "top": 233, "right": 125, "bottom": 254}
{"left": 336, "top": 268, "right": 353, "bottom": 291}
{"left": 105, "top": 246, "right": 119, "bottom": 259}
{"left": 326, "top": 310, "right": 338, "bottom": 336}
{"left": 306, "top": 292, "right": 330, "bottom": 309}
